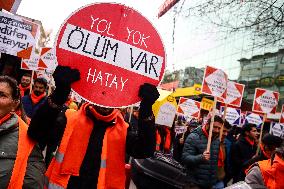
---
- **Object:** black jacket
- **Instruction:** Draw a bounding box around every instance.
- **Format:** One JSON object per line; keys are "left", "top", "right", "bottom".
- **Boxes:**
{"left": 182, "top": 126, "right": 220, "bottom": 188}
{"left": 231, "top": 136, "right": 257, "bottom": 183}
{"left": 28, "top": 100, "right": 156, "bottom": 189}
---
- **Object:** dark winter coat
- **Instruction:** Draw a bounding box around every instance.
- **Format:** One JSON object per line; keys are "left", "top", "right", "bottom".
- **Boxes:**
{"left": 28, "top": 101, "right": 156, "bottom": 189}
{"left": 0, "top": 114, "right": 46, "bottom": 189}
{"left": 22, "top": 95, "right": 47, "bottom": 118}
{"left": 231, "top": 136, "right": 257, "bottom": 183}
{"left": 182, "top": 126, "right": 220, "bottom": 188}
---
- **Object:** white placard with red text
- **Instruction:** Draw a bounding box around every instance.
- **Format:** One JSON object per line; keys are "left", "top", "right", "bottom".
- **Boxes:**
{"left": 21, "top": 55, "right": 43, "bottom": 71}
{"left": 218, "top": 81, "right": 244, "bottom": 107}
{"left": 177, "top": 97, "right": 200, "bottom": 118}
{"left": 201, "top": 66, "right": 227, "bottom": 99}
{"left": 0, "top": 11, "right": 39, "bottom": 59}
{"left": 252, "top": 88, "right": 279, "bottom": 114}
{"left": 55, "top": 3, "right": 166, "bottom": 108}
{"left": 39, "top": 47, "right": 57, "bottom": 70}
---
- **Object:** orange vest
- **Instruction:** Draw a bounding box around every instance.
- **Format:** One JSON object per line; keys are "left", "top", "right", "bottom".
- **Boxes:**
{"left": 45, "top": 103, "right": 129, "bottom": 189}
{"left": 259, "top": 155, "right": 284, "bottom": 189}
{"left": 7, "top": 115, "right": 36, "bottom": 189}
{"left": 156, "top": 127, "right": 171, "bottom": 151}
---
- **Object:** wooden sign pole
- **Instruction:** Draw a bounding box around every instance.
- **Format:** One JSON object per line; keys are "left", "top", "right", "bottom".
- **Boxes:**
{"left": 29, "top": 70, "right": 34, "bottom": 94}
{"left": 256, "top": 113, "right": 266, "bottom": 155}
{"left": 219, "top": 104, "right": 228, "bottom": 141}
{"left": 206, "top": 96, "right": 217, "bottom": 152}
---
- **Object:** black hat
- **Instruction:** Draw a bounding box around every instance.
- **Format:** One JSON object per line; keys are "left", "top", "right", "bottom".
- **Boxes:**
{"left": 262, "top": 134, "right": 283, "bottom": 148}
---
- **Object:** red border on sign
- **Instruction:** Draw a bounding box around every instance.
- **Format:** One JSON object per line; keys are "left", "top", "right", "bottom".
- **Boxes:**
{"left": 252, "top": 88, "right": 279, "bottom": 114}
{"left": 54, "top": 3, "right": 166, "bottom": 108}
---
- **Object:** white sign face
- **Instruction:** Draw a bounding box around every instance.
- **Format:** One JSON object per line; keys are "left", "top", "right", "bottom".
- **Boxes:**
{"left": 0, "top": 11, "right": 39, "bottom": 57}
{"left": 253, "top": 88, "right": 279, "bottom": 114}
{"left": 202, "top": 66, "right": 227, "bottom": 99}
{"left": 39, "top": 48, "right": 57, "bottom": 70}
{"left": 245, "top": 112, "right": 264, "bottom": 128}
{"left": 270, "top": 122, "right": 284, "bottom": 139}
{"left": 177, "top": 97, "right": 200, "bottom": 118}
{"left": 221, "top": 106, "right": 241, "bottom": 126}
{"left": 156, "top": 102, "right": 176, "bottom": 127}
{"left": 174, "top": 126, "right": 187, "bottom": 135}
{"left": 59, "top": 24, "right": 163, "bottom": 80}
{"left": 21, "top": 55, "right": 41, "bottom": 70}
{"left": 225, "top": 81, "right": 244, "bottom": 107}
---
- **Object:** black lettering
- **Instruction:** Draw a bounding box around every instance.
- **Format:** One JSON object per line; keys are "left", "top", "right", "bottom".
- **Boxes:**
{"left": 149, "top": 55, "right": 158, "bottom": 77}
{"left": 82, "top": 33, "right": 92, "bottom": 54}
{"left": 130, "top": 47, "right": 143, "bottom": 68}
{"left": 93, "top": 35, "right": 107, "bottom": 57}
{"left": 104, "top": 40, "right": 118, "bottom": 62}
{"left": 135, "top": 53, "right": 147, "bottom": 73}
{"left": 67, "top": 26, "right": 84, "bottom": 49}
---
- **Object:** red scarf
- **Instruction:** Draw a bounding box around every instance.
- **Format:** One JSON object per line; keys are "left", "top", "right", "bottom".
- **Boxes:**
{"left": 0, "top": 113, "right": 12, "bottom": 125}
{"left": 30, "top": 92, "right": 46, "bottom": 104}
{"left": 19, "top": 84, "right": 30, "bottom": 97}
{"left": 245, "top": 136, "right": 255, "bottom": 146}
{"left": 202, "top": 125, "right": 209, "bottom": 138}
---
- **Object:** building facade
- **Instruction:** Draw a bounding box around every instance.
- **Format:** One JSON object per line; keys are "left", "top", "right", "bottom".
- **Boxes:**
{"left": 238, "top": 49, "right": 284, "bottom": 108}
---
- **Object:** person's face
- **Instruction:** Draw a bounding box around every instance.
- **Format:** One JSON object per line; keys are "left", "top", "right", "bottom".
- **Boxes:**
{"left": 94, "top": 105, "right": 114, "bottom": 116}
{"left": 221, "top": 128, "right": 229, "bottom": 141}
{"left": 247, "top": 127, "right": 258, "bottom": 141}
{"left": 20, "top": 76, "right": 31, "bottom": 87}
{"left": 0, "top": 82, "right": 19, "bottom": 118}
{"left": 210, "top": 121, "right": 222, "bottom": 138}
{"left": 33, "top": 82, "right": 45, "bottom": 96}
{"left": 133, "top": 111, "right": 139, "bottom": 118}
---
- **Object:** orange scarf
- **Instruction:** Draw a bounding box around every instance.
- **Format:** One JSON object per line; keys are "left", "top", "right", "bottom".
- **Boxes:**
{"left": 19, "top": 84, "right": 30, "bottom": 97}
{"left": 30, "top": 92, "right": 46, "bottom": 104}
{"left": 0, "top": 113, "right": 12, "bottom": 125}
{"left": 60, "top": 104, "right": 121, "bottom": 175}
{"left": 259, "top": 155, "right": 284, "bottom": 189}
{"left": 218, "top": 144, "right": 225, "bottom": 167}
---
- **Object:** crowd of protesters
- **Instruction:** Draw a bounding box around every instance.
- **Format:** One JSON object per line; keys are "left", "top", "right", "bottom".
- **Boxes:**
{"left": 0, "top": 54, "right": 283, "bottom": 189}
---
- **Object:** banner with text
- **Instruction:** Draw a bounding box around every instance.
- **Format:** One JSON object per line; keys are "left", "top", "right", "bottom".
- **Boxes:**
{"left": 177, "top": 97, "right": 200, "bottom": 118}
{"left": 252, "top": 88, "right": 279, "bottom": 114}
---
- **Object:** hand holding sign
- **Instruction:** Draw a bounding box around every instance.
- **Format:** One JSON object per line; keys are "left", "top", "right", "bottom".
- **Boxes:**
{"left": 51, "top": 66, "right": 81, "bottom": 105}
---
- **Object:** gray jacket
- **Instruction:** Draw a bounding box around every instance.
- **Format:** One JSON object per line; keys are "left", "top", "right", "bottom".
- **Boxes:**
{"left": 245, "top": 164, "right": 267, "bottom": 189}
{"left": 0, "top": 114, "right": 45, "bottom": 189}
{"left": 182, "top": 126, "right": 220, "bottom": 188}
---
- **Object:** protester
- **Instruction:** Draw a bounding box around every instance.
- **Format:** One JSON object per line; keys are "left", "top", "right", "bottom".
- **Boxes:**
{"left": 231, "top": 123, "right": 258, "bottom": 183}
{"left": 245, "top": 144, "right": 284, "bottom": 189}
{"left": 19, "top": 73, "right": 32, "bottom": 97}
{"left": 243, "top": 133, "right": 283, "bottom": 169}
{"left": 65, "top": 93, "right": 78, "bottom": 110}
{"left": 173, "top": 120, "right": 199, "bottom": 162}
{"left": 27, "top": 66, "right": 159, "bottom": 189}
{"left": 155, "top": 124, "right": 172, "bottom": 153}
{"left": 223, "top": 126, "right": 242, "bottom": 186}
{"left": 182, "top": 115, "right": 223, "bottom": 189}
{"left": 0, "top": 76, "right": 45, "bottom": 189}
{"left": 213, "top": 121, "right": 232, "bottom": 189}
{"left": 22, "top": 77, "right": 48, "bottom": 118}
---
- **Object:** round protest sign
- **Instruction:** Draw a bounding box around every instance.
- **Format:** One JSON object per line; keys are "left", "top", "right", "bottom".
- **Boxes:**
{"left": 55, "top": 3, "right": 166, "bottom": 107}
